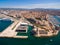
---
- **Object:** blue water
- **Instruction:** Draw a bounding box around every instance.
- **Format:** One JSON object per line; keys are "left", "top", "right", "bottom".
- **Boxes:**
{"left": 53, "top": 16, "right": 60, "bottom": 22}
{"left": 0, "top": 20, "right": 13, "bottom": 32}
{"left": 0, "top": 16, "right": 60, "bottom": 45}
{"left": 53, "top": 15, "right": 60, "bottom": 26}
{"left": 0, "top": 33, "right": 60, "bottom": 45}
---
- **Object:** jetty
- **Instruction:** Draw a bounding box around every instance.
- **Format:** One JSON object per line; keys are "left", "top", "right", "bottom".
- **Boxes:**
{"left": 0, "top": 14, "right": 33, "bottom": 38}
{"left": 0, "top": 13, "right": 59, "bottom": 38}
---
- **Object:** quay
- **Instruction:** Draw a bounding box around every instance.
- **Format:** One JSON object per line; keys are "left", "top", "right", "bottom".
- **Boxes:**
{"left": 0, "top": 14, "right": 59, "bottom": 39}
{"left": 0, "top": 15, "right": 33, "bottom": 38}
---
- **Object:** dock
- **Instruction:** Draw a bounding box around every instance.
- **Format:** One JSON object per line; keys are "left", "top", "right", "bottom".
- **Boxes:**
{"left": 0, "top": 16, "right": 32, "bottom": 38}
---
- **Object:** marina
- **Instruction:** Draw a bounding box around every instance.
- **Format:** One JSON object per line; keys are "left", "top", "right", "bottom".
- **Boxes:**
{"left": 47, "top": 15, "right": 60, "bottom": 27}
{"left": 0, "top": 13, "right": 60, "bottom": 45}
{"left": 0, "top": 0, "right": 60, "bottom": 45}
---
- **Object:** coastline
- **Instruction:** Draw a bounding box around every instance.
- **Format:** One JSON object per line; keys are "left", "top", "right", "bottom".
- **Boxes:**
{"left": 35, "top": 30, "right": 59, "bottom": 37}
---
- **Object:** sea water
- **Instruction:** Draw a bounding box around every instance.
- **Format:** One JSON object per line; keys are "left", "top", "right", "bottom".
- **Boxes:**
{"left": 0, "top": 16, "right": 60, "bottom": 45}
{"left": 0, "top": 20, "right": 13, "bottom": 32}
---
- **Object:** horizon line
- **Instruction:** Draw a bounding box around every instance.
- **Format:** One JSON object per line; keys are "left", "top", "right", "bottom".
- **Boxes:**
{"left": 0, "top": 7, "right": 60, "bottom": 9}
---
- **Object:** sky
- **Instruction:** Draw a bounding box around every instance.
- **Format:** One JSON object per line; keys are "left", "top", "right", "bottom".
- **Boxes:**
{"left": 0, "top": 0, "right": 60, "bottom": 9}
